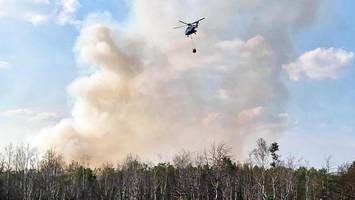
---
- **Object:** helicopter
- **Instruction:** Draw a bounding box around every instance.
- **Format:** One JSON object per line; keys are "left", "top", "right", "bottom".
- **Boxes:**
{"left": 174, "top": 18, "right": 205, "bottom": 53}
{"left": 174, "top": 18, "right": 205, "bottom": 37}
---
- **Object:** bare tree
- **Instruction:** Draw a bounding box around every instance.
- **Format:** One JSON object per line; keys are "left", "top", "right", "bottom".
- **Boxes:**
{"left": 0, "top": 140, "right": 352, "bottom": 200}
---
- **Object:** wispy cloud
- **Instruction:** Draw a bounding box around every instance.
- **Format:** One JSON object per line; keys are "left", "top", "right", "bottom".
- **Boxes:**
{"left": 320, "top": 122, "right": 328, "bottom": 128}
{"left": 0, "top": 0, "right": 10, "bottom": 18}
{"left": 33, "top": 0, "right": 50, "bottom": 4}
{"left": 0, "top": 0, "right": 81, "bottom": 26}
{"left": 57, "top": 0, "right": 81, "bottom": 26}
{"left": 278, "top": 113, "right": 289, "bottom": 119}
{"left": 0, "top": 108, "right": 60, "bottom": 146}
{"left": 23, "top": 12, "right": 49, "bottom": 25}
{"left": 0, "top": 0, "right": 50, "bottom": 25}
{"left": 0, "top": 60, "right": 10, "bottom": 69}
{"left": 1, "top": 108, "right": 58, "bottom": 122}
{"left": 283, "top": 48, "right": 354, "bottom": 81}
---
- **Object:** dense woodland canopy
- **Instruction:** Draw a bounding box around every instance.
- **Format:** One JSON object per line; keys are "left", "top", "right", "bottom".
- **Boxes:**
{"left": 0, "top": 139, "right": 354, "bottom": 200}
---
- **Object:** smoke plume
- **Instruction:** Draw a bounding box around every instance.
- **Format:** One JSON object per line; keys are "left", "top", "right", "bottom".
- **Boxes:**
{"left": 37, "top": 0, "right": 320, "bottom": 165}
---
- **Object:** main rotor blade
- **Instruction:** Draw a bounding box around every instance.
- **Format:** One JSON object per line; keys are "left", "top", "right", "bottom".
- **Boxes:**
{"left": 173, "top": 25, "right": 187, "bottom": 29}
{"left": 179, "top": 20, "right": 189, "bottom": 25}
{"left": 196, "top": 17, "right": 205, "bottom": 22}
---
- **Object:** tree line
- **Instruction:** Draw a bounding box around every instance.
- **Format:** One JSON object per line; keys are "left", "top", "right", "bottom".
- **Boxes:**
{"left": 0, "top": 139, "right": 354, "bottom": 200}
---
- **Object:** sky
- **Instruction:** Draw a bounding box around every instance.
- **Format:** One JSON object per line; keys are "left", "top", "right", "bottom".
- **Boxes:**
{"left": 0, "top": 0, "right": 354, "bottom": 168}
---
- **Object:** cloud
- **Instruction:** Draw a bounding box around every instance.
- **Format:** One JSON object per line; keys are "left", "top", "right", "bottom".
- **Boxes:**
{"left": 283, "top": 48, "right": 354, "bottom": 81}
{"left": 1, "top": 108, "right": 58, "bottom": 122}
{"left": 36, "top": 0, "right": 321, "bottom": 165}
{"left": 33, "top": 0, "right": 50, "bottom": 4}
{"left": 0, "top": 60, "right": 10, "bottom": 69}
{"left": 320, "top": 122, "right": 327, "bottom": 128}
{"left": 0, "top": 0, "right": 80, "bottom": 26}
{"left": 23, "top": 12, "right": 49, "bottom": 25}
{"left": 0, "top": 108, "right": 60, "bottom": 146}
{"left": 0, "top": 0, "right": 10, "bottom": 17}
{"left": 0, "top": 0, "right": 51, "bottom": 25}
{"left": 57, "top": 0, "right": 81, "bottom": 25}
{"left": 278, "top": 113, "right": 289, "bottom": 119}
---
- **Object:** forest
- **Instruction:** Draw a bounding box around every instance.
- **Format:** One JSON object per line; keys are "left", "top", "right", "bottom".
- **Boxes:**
{"left": 0, "top": 138, "right": 354, "bottom": 200}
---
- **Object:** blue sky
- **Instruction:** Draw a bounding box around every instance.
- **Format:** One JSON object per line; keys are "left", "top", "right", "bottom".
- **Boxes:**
{"left": 0, "top": 0, "right": 354, "bottom": 168}
{"left": 280, "top": 0, "right": 355, "bottom": 168}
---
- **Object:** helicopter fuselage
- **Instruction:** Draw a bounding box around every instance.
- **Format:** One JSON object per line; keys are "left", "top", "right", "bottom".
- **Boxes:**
{"left": 185, "top": 24, "right": 198, "bottom": 36}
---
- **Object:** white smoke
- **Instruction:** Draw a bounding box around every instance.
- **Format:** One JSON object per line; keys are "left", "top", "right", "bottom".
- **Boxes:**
{"left": 36, "top": 0, "right": 320, "bottom": 165}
